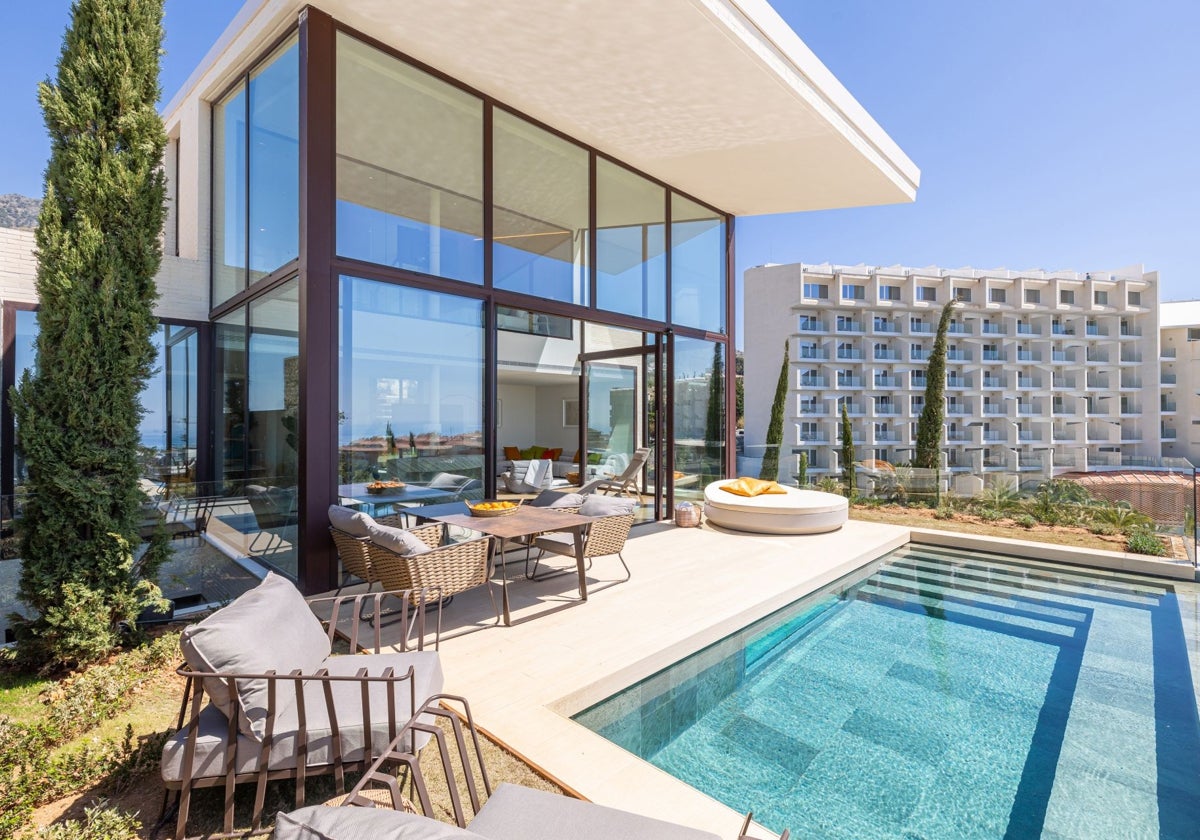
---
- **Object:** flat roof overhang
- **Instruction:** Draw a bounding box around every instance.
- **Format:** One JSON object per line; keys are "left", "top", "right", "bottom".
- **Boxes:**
{"left": 165, "top": 0, "right": 919, "bottom": 216}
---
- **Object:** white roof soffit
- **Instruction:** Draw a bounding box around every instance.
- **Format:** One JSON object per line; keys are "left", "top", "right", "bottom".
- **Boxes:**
{"left": 165, "top": 0, "right": 919, "bottom": 217}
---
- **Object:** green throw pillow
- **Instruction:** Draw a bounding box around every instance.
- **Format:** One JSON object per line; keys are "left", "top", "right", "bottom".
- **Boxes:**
{"left": 588, "top": 452, "right": 602, "bottom": 465}
{"left": 525, "top": 445, "right": 546, "bottom": 459}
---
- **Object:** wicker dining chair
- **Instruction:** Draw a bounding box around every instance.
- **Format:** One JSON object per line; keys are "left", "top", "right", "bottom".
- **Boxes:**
{"left": 329, "top": 512, "right": 411, "bottom": 594}
{"left": 527, "top": 510, "right": 634, "bottom": 583}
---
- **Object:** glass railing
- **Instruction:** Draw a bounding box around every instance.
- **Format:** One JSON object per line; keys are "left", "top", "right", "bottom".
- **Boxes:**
{"left": 981, "top": 351, "right": 1007, "bottom": 361}
{"left": 1162, "top": 373, "right": 1178, "bottom": 385}
{"left": 1163, "top": 401, "right": 1178, "bottom": 412}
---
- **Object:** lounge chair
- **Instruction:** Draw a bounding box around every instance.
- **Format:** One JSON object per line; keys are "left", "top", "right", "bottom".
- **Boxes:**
{"left": 578, "top": 446, "right": 651, "bottom": 500}
{"left": 275, "top": 695, "right": 790, "bottom": 840}
{"left": 160, "top": 572, "right": 445, "bottom": 839}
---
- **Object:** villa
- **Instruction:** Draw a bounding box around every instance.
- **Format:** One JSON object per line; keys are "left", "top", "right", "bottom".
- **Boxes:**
{"left": 0, "top": 0, "right": 919, "bottom": 594}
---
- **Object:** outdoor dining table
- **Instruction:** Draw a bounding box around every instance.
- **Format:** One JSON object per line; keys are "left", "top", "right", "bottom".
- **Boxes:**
{"left": 337, "top": 483, "right": 459, "bottom": 518}
{"left": 410, "top": 503, "right": 597, "bottom": 626}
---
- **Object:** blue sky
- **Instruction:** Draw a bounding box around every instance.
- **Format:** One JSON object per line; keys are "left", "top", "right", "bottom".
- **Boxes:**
{"left": 2, "top": 0, "right": 1196, "bottom": 340}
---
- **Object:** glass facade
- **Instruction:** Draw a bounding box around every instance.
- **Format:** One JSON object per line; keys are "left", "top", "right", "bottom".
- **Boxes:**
{"left": 672, "top": 336, "right": 726, "bottom": 500}
{"left": 335, "top": 34, "right": 484, "bottom": 283}
{"left": 671, "top": 194, "right": 726, "bottom": 333}
{"left": 338, "top": 277, "right": 485, "bottom": 507}
{"left": 493, "top": 109, "right": 590, "bottom": 304}
{"left": 212, "top": 37, "right": 299, "bottom": 305}
{"left": 140, "top": 324, "right": 200, "bottom": 486}
{"left": 596, "top": 159, "right": 666, "bottom": 321}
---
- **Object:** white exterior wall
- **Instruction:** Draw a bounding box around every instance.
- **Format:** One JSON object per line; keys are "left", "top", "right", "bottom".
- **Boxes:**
{"left": 1159, "top": 301, "right": 1200, "bottom": 467}
{"left": 744, "top": 261, "right": 1162, "bottom": 479}
{"left": 0, "top": 228, "right": 38, "bottom": 304}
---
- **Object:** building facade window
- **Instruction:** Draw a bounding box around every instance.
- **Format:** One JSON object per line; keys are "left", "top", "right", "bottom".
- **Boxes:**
{"left": 670, "top": 194, "right": 726, "bottom": 332}
{"left": 880, "top": 285, "right": 900, "bottom": 301}
{"left": 1128, "top": 291, "right": 1142, "bottom": 306}
{"left": 1094, "top": 290, "right": 1109, "bottom": 305}
{"left": 953, "top": 287, "right": 972, "bottom": 303}
{"left": 841, "top": 284, "right": 865, "bottom": 300}
{"left": 1060, "top": 289, "right": 1076, "bottom": 305}
{"left": 1188, "top": 328, "right": 1200, "bottom": 342}
{"left": 596, "top": 159, "right": 666, "bottom": 320}
{"left": 917, "top": 286, "right": 936, "bottom": 302}
{"left": 212, "top": 37, "right": 299, "bottom": 306}
{"left": 1025, "top": 288, "right": 1041, "bottom": 304}
{"left": 989, "top": 288, "right": 1006, "bottom": 303}
{"left": 336, "top": 33, "right": 484, "bottom": 284}
{"left": 803, "top": 282, "right": 829, "bottom": 299}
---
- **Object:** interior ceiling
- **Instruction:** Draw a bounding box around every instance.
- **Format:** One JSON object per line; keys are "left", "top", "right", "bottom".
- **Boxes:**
{"left": 314, "top": 0, "right": 918, "bottom": 216}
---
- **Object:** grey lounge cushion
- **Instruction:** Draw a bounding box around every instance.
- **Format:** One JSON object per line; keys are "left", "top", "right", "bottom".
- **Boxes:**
{"left": 179, "top": 572, "right": 331, "bottom": 740}
{"left": 548, "top": 492, "right": 585, "bottom": 509}
{"left": 276, "top": 805, "right": 488, "bottom": 839}
{"left": 161, "top": 651, "right": 444, "bottom": 782}
{"left": 366, "top": 522, "right": 431, "bottom": 556}
{"left": 579, "top": 495, "right": 635, "bottom": 517}
{"left": 468, "top": 784, "right": 721, "bottom": 840}
{"left": 329, "top": 504, "right": 374, "bottom": 537}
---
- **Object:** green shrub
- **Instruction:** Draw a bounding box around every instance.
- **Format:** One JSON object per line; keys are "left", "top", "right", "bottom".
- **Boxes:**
{"left": 934, "top": 505, "right": 954, "bottom": 520}
{"left": 1014, "top": 514, "right": 1037, "bottom": 529}
{"left": 37, "top": 800, "right": 141, "bottom": 840}
{"left": 1127, "top": 528, "right": 1166, "bottom": 557}
{"left": 816, "top": 476, "right": 843, "bottom": 496}
{"left": 978, "top": 509, "right": 1002, "bottom": 522}
{"left": 1088, "top": 521, "right": 1121, "bottom": 536}
{"left": 1087, "top": 502, "right": 1153, "bottom": 534}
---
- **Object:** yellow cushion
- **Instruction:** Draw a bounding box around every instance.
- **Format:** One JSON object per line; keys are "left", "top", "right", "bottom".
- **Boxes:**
{"left": 719, "top": 477, "right": 787, "bottom": 497}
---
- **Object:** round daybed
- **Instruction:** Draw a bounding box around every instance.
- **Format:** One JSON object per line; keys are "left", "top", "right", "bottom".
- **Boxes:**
{"left": 702, "top": 482, "right": 848, "bottom": 535}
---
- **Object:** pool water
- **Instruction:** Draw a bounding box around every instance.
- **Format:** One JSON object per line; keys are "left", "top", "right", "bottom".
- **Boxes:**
{"left": 574, "top": 545, "right": 1200, "bottom": 839}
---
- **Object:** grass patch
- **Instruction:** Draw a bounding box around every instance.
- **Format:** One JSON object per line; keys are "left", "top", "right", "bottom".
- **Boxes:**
{"left": 0, "top": 672, "right": 53, "bottom": 724}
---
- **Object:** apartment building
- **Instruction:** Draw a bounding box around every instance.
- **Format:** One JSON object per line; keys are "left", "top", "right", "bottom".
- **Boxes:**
{"left": 744, "top": 262, "right": 1162, "bottom": 481}
{"left": 1159, "top": 301, "right": 1200, "bottom": 466}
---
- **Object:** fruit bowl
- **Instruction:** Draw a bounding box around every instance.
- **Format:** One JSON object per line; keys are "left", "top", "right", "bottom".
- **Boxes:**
{"left": 467, "top": 500, "right": 519, "bottom": 517}
{"left": 366, "top": 480, "right": 406, "bottom": 494}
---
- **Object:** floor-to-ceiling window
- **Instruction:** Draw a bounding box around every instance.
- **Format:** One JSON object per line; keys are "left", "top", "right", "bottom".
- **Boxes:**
{"left": 596, "top": 159, "right": 666, "bottom": 321}
{"left": 335, "top": 33, "right": 483, "bottom": 283}
{"left": 673, "top": 336, "right": 727, "bottom": 500}
{"left": 493, "top": 109, "right": 590, "bottom": 304}
{"left": 671, "top": 194, "right": 726, "bottom": 333}
{"left": 212, "top": 36, "right": 299, "bottom": 306}
{"left": 338, "top": 277, "right": 485, "bottom": 512}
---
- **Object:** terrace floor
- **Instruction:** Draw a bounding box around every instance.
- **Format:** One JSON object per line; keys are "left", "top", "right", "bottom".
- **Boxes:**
{"left": 353, "top": 518, "right": 910, "bottom": 835}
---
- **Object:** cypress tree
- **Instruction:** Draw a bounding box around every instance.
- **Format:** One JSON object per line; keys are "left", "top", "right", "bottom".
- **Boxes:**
{"left": 840, "top": 402, "right": 854, "bottom": 496}
{"left": 11, "top": 0, "right": 169, "bottom": 666}
{"left": 914, "top": 301, "right": 957, "bottom": 470}
{"left": 759, "top": 340, "right": 789, "bottom": 481}
{"left": 704, "top": 342, "right": 725, "bottom": 469}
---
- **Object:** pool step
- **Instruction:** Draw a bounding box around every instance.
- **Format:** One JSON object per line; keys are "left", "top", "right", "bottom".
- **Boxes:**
{"left": 744, "top": 595, "right": 842, "bottom": 674}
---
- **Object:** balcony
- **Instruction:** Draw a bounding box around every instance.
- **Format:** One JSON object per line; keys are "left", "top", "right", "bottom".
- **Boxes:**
{"left": 1085, "top": 377, "right": 1109, "bottom": 390}
{"left": 982, "top": 405, "right": 1005, "bottom": 416}
{"left": 1162, "top": 400, "right": 1177, "bottom": 413}
{"left": 1017, "top": 404, "right": 1038, "bottom": 416}
{"left": 837, "top": 376, "right": 865, "bottom": 388}
{"left": 1119, "top": 377, "right": 1141, "bottom": 390}
{"left": 1161, "top": 347, "right": 1177, "bottom": 359}
{"left": 1052, "top": 405, "right": 1074, "bottom": 416}
{"left": 874, "top": 431, "right": 902, "bottom": 442}
{"left": 874, "top": 376, "right": 901, "bottom": 388}
{"left": 1053, "top": 430, "right": 1075, "bottom": 442}
{"left": 909, "top": 324, "right": 934, "bottom": 335}
{"left": 911, "top": 376, "right": 928, "bottom": 388}
{"left": 946, "top": 405, "right": 969, "bottom": 416}
{"left": 1163, "top": 428, "right": 1178, "bottom": 440}
{"left": 910, "top": 348, "right": 928, "bottom": 361}
{"left": 981, "top": 350, "right": 1007, "bottom": 362}
{"left": 1161, "top": 372, "right": 1177, "bottom": 385}
{"left": 799, "top": 376, "right": 828, "bottom": 388}
{"left": 1120, "top": 327, "right": 1142, "bottom": 337}
{"left": 836, "top": 348, "right": 864, "bottom": 360}
{"left": 841, "top": 403, "right": 866, "bottom": 415}
{"left": 798, "top": 348, "right": 829, "bottom": 360}
{"left": 1119, "top": 353, "right": 1141, "bottom": 364}
{"left": 946, "top": 377, "right": 972, "bottom": 389}
{"left": 874, "top": 349, "right": 901, "bottom": 361}
{"left": 874, "top": 405, "right": 902, "bottom": 416}
{"left": 1017, "top": 377, "right": 1042, "bottom": 389}
{"left": 1016, "top": 324, "right": 1040, "bottom": 336}
{"left": 1085, "top": 326, "right": 1109, "bottom": 337}
{"left": 799, "top": 405, "right": 829, "bottom": 415}
{"left": 1085, "top": 352, "right": 1109, "bottom": 364}
{"left": 837, "top": 321, "right": 864, "bottom": 333}
{"left": 982, "top": 377, "right": 1005, "bottom": 389}
{"left": 945, "top": 431, "right": 969, "bottom": 441}
{"left": 1052, "top": 326, "right": 1075, "bottom": 336}
{"left": 1052, "top": 377, "right": 1076, "bottom": 390}
{"left": 947, "top": 324, "right": 970, "bottom": 335}
{"left": 947, "top": 350, "right": 972, "bottom": 362}
{"left": 982, "top": 324, "right": 1004, "bottom": 335}
{"left": 1018, "top": 431, "right": 1039, "bottom": 442}
{"left": 873, "top": 322, "right": 901, "bottom": 334}
{"left": 799, "top": 321, "right": 828, "bottom": 333}
{"left": 1016, "top": 351, "right": 1042, "bottom": 362}
{"left": 1018, "top": 455, "right": 1043, "bottom": 469}
{"left": 799, "top": 433, "right": 830, "bottom": 443}
{"left": 1120, "top": 402, "right": 1140, "bottom": 416}
{"left": 1051, "top": 351, "right": 1076, "bottom": 364}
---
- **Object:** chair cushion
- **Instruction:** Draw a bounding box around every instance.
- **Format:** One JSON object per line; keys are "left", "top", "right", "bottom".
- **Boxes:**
{"left": 579, "top": 495, "right": 635, "bottom": 517}
{"left": 549, "top": 492, "right": 585, "bottom": 509}
{"left": 330, "top": 505, "right": 374, "bottom": 537}
{"left": 719, "top": 477, "right": 786, "bottom": 498}
{"left": 467, "top": 784, "right": 721, "bottom": 840}
{"left": 179, "top": 572, "right": 331, "bottom": 740}
{"left": 162, "top": 652, "right": 444, "bottom": 783}
{"left": 367, "top": 522, "right": 431, "bottom": 557}
{"left": 276, "top": 806, "right": 489, "bottom": 840}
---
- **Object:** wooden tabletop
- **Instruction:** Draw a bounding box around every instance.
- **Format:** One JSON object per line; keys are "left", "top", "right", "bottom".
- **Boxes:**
{"left": 420, "top": 506, "right": 595, "bottom": 539}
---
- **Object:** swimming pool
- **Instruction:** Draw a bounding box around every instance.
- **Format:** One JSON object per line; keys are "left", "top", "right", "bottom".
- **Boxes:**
{"left": 574, "top": 544, "right": 1200, "bottom": 838}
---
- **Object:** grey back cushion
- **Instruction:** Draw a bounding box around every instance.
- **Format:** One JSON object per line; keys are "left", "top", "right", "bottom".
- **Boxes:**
{"left": 275, "top": 806, "right": 489, "bottom": 840}
{"left": 580, "top": 495, "right": 636, "bottom": 517}
{"left": 180, "top": 572, "right": 331, "bottom": 740}
{"left": 366, "top": 522, "right": 431, "bottom": 556}
{"left": 533, "top": 491, "right": 584, "bottom": 509}
{"left": 329, "top": 504, "right": 374, "bottom": 537}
